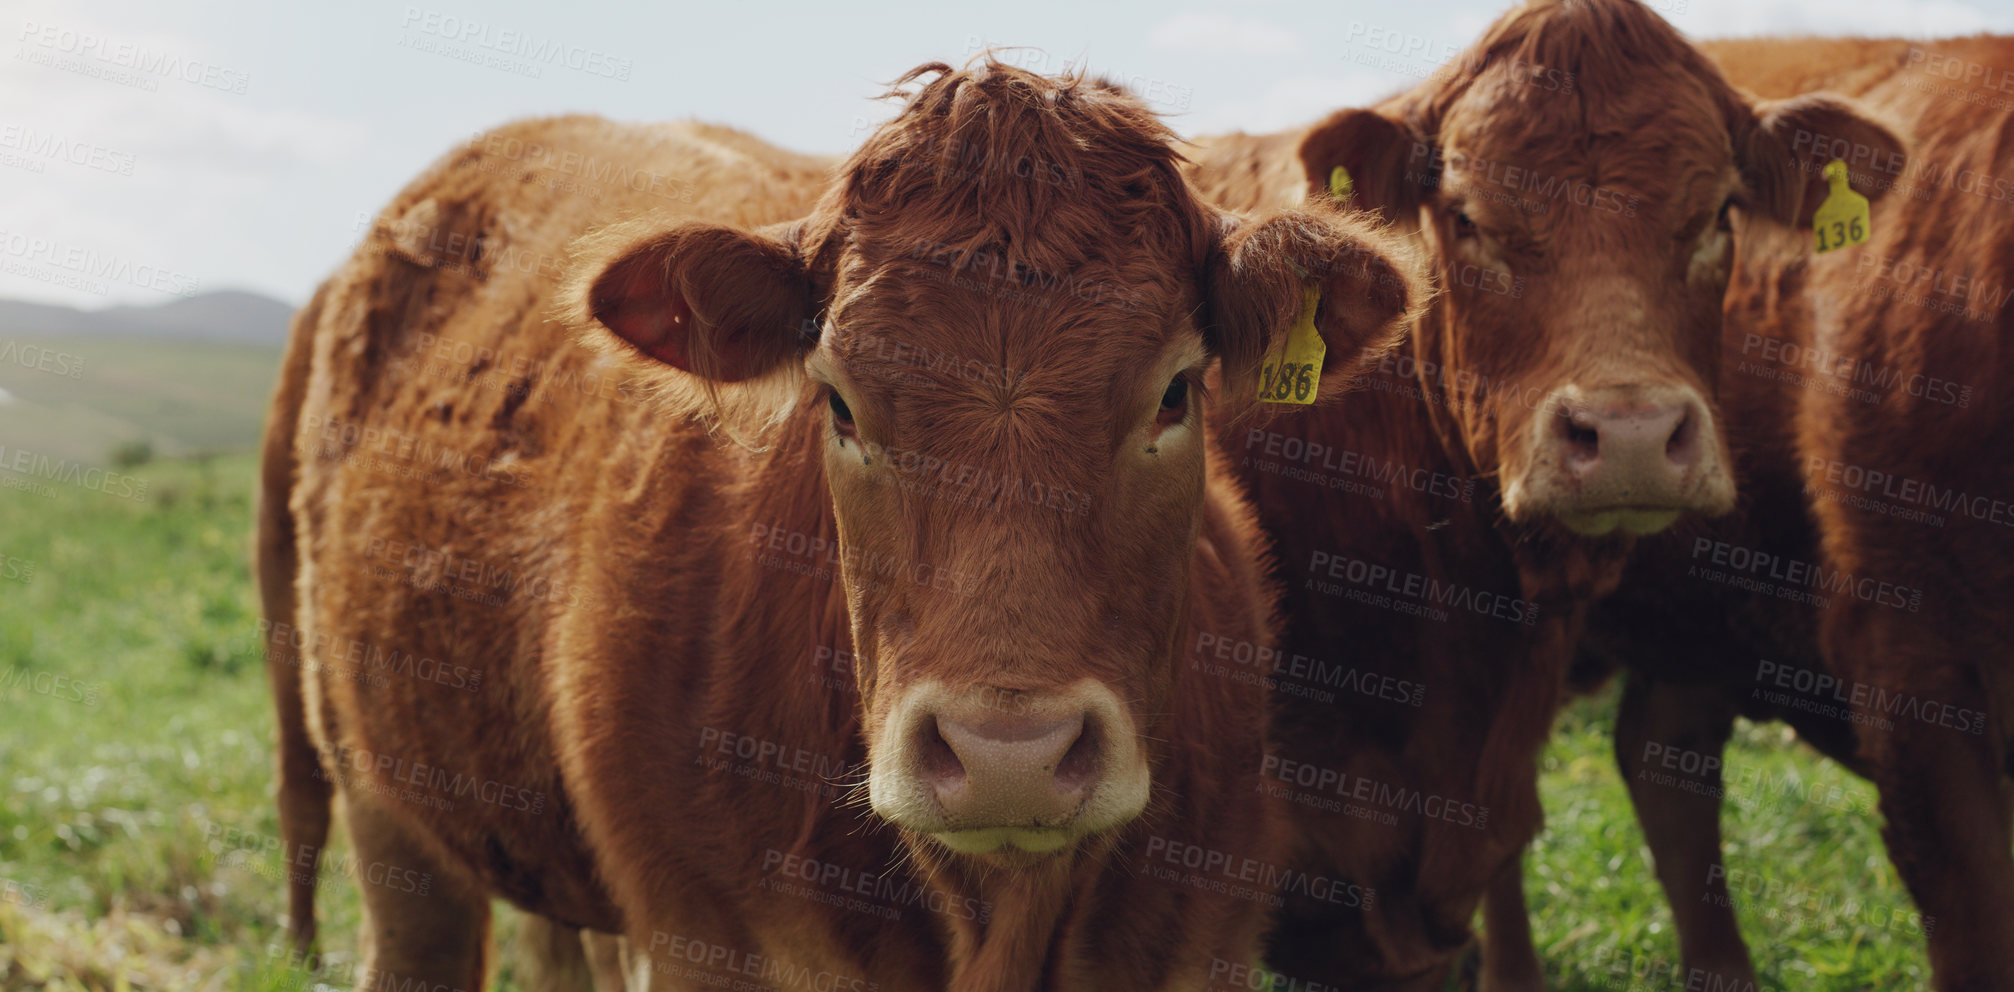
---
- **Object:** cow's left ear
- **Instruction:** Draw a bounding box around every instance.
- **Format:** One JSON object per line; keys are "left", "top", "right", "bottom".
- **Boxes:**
{"left": 1204, "top": 206, "right": 1425, "bottom": 415}
{"left": 1741, "top": 94, "right": 1907, "bottom": 229}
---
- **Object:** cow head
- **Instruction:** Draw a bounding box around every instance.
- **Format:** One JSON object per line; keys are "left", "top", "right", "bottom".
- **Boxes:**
{"left": 571, "top": 60, "right": 1419, "bottom": 863}
{"left": 1298, "top": 0, "right": 1902, "bottom": 538}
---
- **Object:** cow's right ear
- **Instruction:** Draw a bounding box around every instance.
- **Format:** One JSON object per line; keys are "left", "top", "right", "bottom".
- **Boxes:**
{"left": 573, "top": 222, "right": 816, "bottom": 383}
{"left": 1297, "top": 108, "right": 1431, "bottom": 226}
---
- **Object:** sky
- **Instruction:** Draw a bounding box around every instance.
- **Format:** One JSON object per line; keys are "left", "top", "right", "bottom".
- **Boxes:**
{"left": 3, "top": 0, "right": 2010, "bottom": 311}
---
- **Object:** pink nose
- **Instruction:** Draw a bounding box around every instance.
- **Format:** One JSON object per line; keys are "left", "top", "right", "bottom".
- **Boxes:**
{"left": 914, "top": 705, "right": 1101, "bottom": 827}
{"left": 1548, "top": 389, "right": 1706, "bottom": 505}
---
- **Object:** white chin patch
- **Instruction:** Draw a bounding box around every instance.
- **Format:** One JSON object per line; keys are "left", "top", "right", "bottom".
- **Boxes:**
{"left": 1558, "top": 508, "right": 1682, "bottom": 537}
{"left": 931, "top": 827, "right": 1074, "bottom": 855}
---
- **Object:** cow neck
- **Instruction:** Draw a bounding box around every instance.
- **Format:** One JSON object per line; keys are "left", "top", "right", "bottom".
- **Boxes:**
{"left": 718, "top": 413, "right": 870, "bottom": 862}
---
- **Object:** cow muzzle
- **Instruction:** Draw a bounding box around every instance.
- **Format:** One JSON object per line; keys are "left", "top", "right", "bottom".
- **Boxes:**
{"left": 1508, "top": 383, "right": 1734, "bottom": 535}
{"left": 868, "top": 680, "right": 1148, "bottom": 858}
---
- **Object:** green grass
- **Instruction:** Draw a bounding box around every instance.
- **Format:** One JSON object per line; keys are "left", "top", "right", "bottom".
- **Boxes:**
{"left": 0, "top": 455, "right": 1931, "bottom": 990}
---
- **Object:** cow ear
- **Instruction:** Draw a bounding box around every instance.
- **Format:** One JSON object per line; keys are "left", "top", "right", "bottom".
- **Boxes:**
{"left": 1742, "top": 94, "right": 1907, "bottom": 230}
{"left": 574, "top": 222, "right": 815, "bottom": 383}
{"left": 1297, "top": 108, "right": 1431, "bottom": 226}
{"left": 1205, "top": 207, "right": 1425, "bottom": 417}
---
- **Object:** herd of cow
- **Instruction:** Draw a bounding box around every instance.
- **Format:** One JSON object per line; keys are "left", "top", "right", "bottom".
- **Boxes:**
{"left": 253, "top": 0, "right": 2014, "bottom": 989}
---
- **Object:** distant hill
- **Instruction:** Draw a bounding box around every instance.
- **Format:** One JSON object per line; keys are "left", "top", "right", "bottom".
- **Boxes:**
{"left": 0, "top": 290, "right": 298, "bottom": 348}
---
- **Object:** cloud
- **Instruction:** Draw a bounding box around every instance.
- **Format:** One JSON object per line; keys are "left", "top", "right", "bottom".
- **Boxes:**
{"left": 1148, "top": 13, "right": 1306, "bottom": 56}
{"left": 1173, "top": 71, "right": 1403, "bottom": 137}
{"left": 0, "top": 17, "right": 371, "bottom": 308}
{"left": 1669, "top": 0, "right": 2006, "bottom": 37}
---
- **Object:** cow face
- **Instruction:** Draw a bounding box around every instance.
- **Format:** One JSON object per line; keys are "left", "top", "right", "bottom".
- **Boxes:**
{"left": 1298, "top": 0, "right": 1902, "bottom": 538}
{"left": 572, "top": 62, "right": 1418, "bottom": 864}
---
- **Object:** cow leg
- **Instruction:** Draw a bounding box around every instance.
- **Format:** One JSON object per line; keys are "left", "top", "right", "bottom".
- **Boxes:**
{"left": 1478, "top": 853, "right": 1543, "bottom": 991}
{"left": 342, "top": 794, "right": 490, "bottom": 991}
{"left": 581, "top": 932, "right": 645, "bottom": 992}
{"left": 1838, "top": 615, "right": 2014, "bottom": 991}
{"left": 267, "top": 648, "right": 334, "bottom": 953}
{"left": 513, "top": 914, "right": 595, "bottom": 992}
{"left": 1613, "top": 675, "right": 1758, "bottom": 988}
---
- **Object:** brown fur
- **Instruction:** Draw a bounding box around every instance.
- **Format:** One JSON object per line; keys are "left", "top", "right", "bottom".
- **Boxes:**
{"left": 260, "top": 60, "right": 1424, "bottom": 992}
{"left": 1183, "top": 1, "right": 1902, "bottom": 986}
{"left": 1583, "top": 34, "right": 2014, "bottom": 991}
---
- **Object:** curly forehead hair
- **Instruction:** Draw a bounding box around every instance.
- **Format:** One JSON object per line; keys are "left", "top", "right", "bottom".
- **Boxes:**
{"left": 801, "top": 56, "right": 1217, "bottom": 288}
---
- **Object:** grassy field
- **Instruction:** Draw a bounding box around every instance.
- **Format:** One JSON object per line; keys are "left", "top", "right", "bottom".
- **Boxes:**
{"left": 0, "top": 337, "right": 281, "bottom": 466}
{"left": 0, "top": 455, "right": 1931, "bottom": 990}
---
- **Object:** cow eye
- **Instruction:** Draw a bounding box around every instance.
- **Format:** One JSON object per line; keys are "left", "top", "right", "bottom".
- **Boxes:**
{"left": 827, "top": 389, "right": 856, "bottom": 440}
{"left": 1157, "top": 375, "right": 1190, "bottom": 427}
{"left": 1716, "top": 196, "right": 1736, "bottom": 231}
{"left": 1450, "top": 208, "right": 1478, "bottom": 239}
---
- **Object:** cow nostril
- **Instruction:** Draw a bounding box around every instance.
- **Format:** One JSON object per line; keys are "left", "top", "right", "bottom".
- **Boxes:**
{"left": 1665, "top": 407, "right": 1699, "bottom": 465}
{"left": 916, "top": 717, "right": 965, "bottom": 787}
{"left": 1054, "top": 719, "right": 1100, "bottom": 793}
{"left": 1566, "top": 421, "right": 1599, "bottom": 455}
{"left": 1556, "top": 406, "right": 1601, "bottom": 461}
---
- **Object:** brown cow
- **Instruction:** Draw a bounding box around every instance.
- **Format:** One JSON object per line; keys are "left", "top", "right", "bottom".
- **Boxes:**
{"left": 1584, "top": 33, "right": 2014, "bottom": 991}
{"left": 1182, "top": 0, "right": 1901, "bottom": 986}
{"left": 257, "top": 60, "right": 1425, "bottom": 992}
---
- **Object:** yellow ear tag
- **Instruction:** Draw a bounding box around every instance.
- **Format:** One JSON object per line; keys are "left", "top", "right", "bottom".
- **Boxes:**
{"left": 1258, "top": 286, "right": 1325, "bottom": 404}
{"left": 1329, "top": 165, "right": 1354, "bottom": 201}
{"left": 1812, "top": 159, "right": 1870, "bottom": 254}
